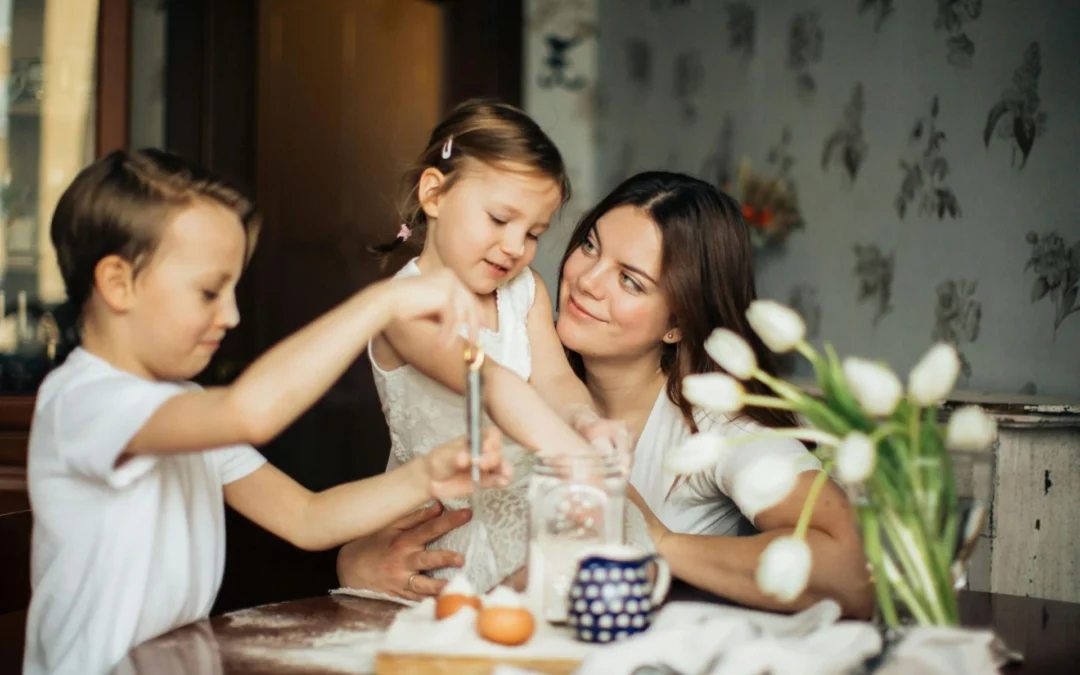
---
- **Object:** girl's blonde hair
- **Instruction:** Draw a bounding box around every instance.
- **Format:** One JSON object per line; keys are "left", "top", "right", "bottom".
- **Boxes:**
{"left": 371, "top": 99, "right": 570, "bottom": 257}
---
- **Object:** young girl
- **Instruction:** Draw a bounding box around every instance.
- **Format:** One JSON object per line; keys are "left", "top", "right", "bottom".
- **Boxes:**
{"left": 25, "top": 149, "right": 509, "bottom": 675}
{"left": 368, "top": 100, "right": 632, "bottom": 593}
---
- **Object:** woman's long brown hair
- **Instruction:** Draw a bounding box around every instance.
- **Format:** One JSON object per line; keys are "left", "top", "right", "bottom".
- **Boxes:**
{"left": 557, "top": 171, "right": 798, "bottom": 433}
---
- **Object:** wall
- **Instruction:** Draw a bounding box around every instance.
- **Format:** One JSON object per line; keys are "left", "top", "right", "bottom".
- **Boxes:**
{"left": 525, "top": 0, "right": 600, "bottom": 292}
{"left": 529, "top": 0, "right": 1080, "bottom": 398}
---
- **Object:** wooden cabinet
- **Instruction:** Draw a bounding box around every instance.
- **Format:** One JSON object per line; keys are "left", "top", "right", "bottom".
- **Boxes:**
{"left": 0, "top": 397, "right": 32, "bottom": 515}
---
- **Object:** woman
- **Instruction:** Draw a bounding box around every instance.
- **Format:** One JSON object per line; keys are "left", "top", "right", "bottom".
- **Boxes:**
{"left": 339, "top": 172, "right": 873, "bottom": 617}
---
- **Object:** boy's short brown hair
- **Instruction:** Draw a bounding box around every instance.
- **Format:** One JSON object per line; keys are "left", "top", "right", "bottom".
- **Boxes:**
{"left": 50, "top": 148, "right": 261, "bottom": 315}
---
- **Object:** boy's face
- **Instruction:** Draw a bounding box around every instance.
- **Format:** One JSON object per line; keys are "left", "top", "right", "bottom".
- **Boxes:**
{"left": 132, "top": 201, "right": 247, "bottom": 380}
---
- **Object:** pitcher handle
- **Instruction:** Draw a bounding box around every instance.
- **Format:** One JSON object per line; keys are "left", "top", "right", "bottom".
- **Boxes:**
{"left": 649, "top": 555, "right": 672, "bottom": 606}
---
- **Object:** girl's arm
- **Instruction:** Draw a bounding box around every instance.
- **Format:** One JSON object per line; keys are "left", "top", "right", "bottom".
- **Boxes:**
{"left": 632, "top": 475, "right": 875, "bottom": 618}
{"left": 380, "top": 284, "right": 594, "bottom": 456}
{"left": 125, "top": 269, "right": 479, "bottom": 457}
{"left": 225, "top": 430, "right": 509, "bottom": 551}
{"left": 523, "top": 271, "right": 630, "bottom": 450}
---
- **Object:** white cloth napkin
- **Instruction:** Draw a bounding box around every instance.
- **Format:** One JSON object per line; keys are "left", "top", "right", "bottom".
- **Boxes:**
{"left": 874, "top": 625, "right": 1019, "bottom": 675}
{"left": 488, "top": 600, "right": 1005, "bottom": 675}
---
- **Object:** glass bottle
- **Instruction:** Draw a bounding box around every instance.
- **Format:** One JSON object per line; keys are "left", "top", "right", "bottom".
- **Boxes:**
{"left": 526, "top": 452, "right": 626, "bottom": 623}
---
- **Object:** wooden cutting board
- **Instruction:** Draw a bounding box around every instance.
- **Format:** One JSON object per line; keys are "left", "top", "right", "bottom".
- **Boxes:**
{"left": 374, "top": 652, "right": 581, "bottom": 674}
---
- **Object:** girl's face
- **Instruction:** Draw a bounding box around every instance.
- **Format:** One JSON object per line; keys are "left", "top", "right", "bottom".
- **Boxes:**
{"left": 420, "top": 159, "right": 562, "bottom": 295}
{"left": 556, "top": 205, "right": 676, "bottom": 363}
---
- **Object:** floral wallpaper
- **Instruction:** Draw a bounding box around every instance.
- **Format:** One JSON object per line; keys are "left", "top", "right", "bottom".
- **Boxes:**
{"left": 526, "top": 0, "right": 1080, "bottom": 398}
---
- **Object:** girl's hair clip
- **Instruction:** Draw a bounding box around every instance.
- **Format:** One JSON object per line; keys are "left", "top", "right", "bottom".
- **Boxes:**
{"left": 396, "top": 223, "right": 413, "bottom": 241}
{"left": 441, "top": 136, "right": 454, "bottom": 160}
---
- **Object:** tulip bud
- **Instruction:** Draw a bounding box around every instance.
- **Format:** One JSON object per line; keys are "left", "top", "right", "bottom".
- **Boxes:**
{"left": 945, "top": 406, "right": 997, "bottom": 451}
{"left": 664, "top": 433, "right": 728, "bottom": 475}
{"left": 731, "top": 454, "right": 800, "bottom": 518}
{"left": 842, "top": 357, "right": 903, "bottom": 417}
{"left": 683, "top": 374, "right": 745, "bottom": 413}
{"left": 746, "top": 300, "right": 807, "bottom": 353}
{"left": 909, "top": 343, "right": 961, "bottom": 407}
{"left": 756, "top": 536, "right": 812, "bottom": 602}
{"left": 705, "top": 328, "right": 758, "bottom": 380}
{"left": 835, "top": 432, "right": 876, "bottom": 483}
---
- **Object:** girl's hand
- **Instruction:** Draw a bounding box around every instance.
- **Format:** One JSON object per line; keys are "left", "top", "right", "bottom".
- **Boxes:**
{"left": 387, "top": 268, "right": 481, "bottom": 346}
{"left": 425, "top": 428, "right": 512, "bottom": 500}
{"left": 565, "top": 404, "right": 635, "bottom": 473}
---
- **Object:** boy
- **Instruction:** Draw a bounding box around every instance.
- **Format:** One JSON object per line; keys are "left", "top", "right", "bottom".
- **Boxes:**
{"left": 23, "top": 149, "right": 508, "bottom": 675}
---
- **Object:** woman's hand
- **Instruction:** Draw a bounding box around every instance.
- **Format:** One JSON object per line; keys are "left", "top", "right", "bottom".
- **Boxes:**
{"left": 336, "top": 503, "right": 472, "bottom": 600}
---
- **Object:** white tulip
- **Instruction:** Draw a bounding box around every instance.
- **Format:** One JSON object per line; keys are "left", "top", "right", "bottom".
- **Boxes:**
{"left": 731, "top": 454, "right": 799, "bottom": 517}
{"left": 756, "top": 536, "right": 812, "bottom": 602}
{"left": 705, "top": 328, "right": 758, "bottom": 379}
{"left": 835, "top": 432, "right": 876, "bottom": 483}
{"left": 683, "top": 374, "right": 745, "bottom": 412}
{"left": 664, "top": 432, "right": 728, "bottom": 475}
{"left": 908, "top": 343, "right": 961, "bottom": 406}
{"left": 746, "top": 300, "right": 807, "bottom": 353}
{"left": 842, "top": 357, "right": 903, "bottom": 417}
{"left": 945, "top": 406, "right": 997, "bottom": 451}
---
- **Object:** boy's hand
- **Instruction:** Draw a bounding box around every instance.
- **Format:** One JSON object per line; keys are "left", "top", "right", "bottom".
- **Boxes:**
{"left": 425, "top": 428, "right": 512, "bottom": 500}
{"left": 387, "top": 268, "right": 481, "bottom": 346}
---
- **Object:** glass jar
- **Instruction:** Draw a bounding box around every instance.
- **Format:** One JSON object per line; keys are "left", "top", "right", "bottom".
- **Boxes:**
{"left": 525, "top": 452, "right": 626, "bottom": 623}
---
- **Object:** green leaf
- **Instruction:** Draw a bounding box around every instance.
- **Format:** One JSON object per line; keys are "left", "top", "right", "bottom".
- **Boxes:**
{"left": 823, "top": 344, "right": 873, "bottom": 432}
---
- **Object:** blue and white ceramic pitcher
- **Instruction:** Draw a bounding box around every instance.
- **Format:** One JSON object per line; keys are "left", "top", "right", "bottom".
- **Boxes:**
{"left": 567, "top": 544, "right": 672, "bottom": 643}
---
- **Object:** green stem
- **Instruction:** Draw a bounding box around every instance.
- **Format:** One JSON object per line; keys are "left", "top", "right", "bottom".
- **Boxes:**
{"left": 882, "top": 556, "right": 935, "bottom": 625}
{"left": 882, "top": 510, "right": 952, "bottom": 625}
{"left": 794, "top": 340, "right": 820, "bottom": 365}
{"left": 754, "top": 370, "right": 853, "bottom": 435}
{"left": 869, "top": 423, "right": 906, "bottom": 444}
{"left": 908, "top": 408, "right": 923, "bottom": 491}
{"left": 794, "top": 464, "right": 833, "bottom": 539}
{"left": 860, "top": 509, "right": 899, "bottom": 627}
{"left": 743, "top": 394, "right": 798, "bottom": 410}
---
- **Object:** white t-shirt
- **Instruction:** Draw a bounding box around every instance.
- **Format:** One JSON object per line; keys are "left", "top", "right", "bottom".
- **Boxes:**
{"left": 23, "top": 348, "right": 266, "bottom": 675}
{"left": 630, "top": 389, "right": 821, "bottom": 537}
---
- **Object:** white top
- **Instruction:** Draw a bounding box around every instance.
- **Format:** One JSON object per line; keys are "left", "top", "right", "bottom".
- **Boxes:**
{"left": 24, "top": 348, "right": 266, "bottom": 675}
{"left": 630, "top": 389, "right": 822, "bottom": 536}
{"left": 370, "top": 259, "right": 539, "bottom": 593}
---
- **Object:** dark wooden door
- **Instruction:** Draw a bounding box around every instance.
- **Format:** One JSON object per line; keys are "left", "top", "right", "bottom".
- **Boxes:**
{"left": 212, "top": 0, "right": 444, "bottom": 612}
{"left": 164, "top": 0, "right": 523, "bottom": 614}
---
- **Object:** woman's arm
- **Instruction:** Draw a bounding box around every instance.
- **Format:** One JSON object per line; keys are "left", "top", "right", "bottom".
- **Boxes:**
{"left": 633, "top": 475, "right": 875, "bottom": 618}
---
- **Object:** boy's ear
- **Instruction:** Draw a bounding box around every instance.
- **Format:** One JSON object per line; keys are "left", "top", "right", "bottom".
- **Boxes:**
{"left": 417, "top": 167, "right": 446, "bottom": 221}
{"left": 93, "top": 255, "right": 137, "bottom": 312}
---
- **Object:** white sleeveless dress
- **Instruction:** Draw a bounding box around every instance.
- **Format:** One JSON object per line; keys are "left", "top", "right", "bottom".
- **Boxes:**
{"left": 370, "top": 259, "right": 539, "bottom": 592}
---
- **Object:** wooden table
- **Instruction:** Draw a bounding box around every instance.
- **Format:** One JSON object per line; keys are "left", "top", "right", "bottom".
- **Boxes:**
{"left": 110, "top": 586, "right": 1080, "bottom": 674}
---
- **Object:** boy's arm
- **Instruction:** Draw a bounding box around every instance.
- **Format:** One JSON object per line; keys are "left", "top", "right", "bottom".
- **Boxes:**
{"left": 225, "top": 431, "right": 507, "bottom": 551}
{"left": 126, "top": 270, "right": 478, "bottom": 458}
{"left": 224, "top": 462, "right": 431, "bottom": 551}
{"left": 381, "top": 286, "right": 592, "bottom": 456}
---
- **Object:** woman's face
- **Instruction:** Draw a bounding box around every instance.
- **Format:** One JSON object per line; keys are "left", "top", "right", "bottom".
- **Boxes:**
{"left": 557, "top": 204, "right": 675, "bottom": 362}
